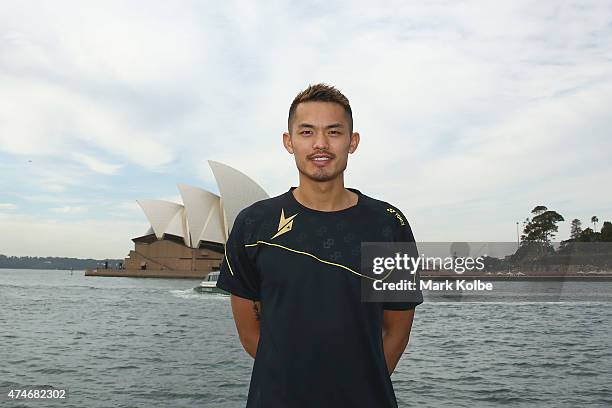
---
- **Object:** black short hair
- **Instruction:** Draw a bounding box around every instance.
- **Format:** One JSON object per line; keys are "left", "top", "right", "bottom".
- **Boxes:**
{"left": 288, "top": 83, "right": 353, "bottom": 134}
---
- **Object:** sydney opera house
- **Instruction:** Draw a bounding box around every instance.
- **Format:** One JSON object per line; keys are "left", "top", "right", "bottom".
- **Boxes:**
{"left": 86, "top": 161, "right": 268, "bottom": 279}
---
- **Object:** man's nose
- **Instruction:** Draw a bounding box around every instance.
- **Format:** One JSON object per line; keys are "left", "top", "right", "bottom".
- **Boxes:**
{"left": 312, "top": 132, "right": 329, "bottom": 150}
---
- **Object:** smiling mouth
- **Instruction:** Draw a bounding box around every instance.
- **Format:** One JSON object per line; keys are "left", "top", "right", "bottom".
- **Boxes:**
{"left": 309, "top": 155, "right": 333, "bottom": 166}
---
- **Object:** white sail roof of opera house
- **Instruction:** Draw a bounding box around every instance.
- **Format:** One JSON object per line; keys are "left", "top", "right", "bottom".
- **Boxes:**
{"left": 178, "top": 183, "right": 225, "bottom": 248}
{"left": 208, "top": 160, "right": 269, "bottom": 235}
{"left": 136, "top": 161, "right": 269, "bottom": 248}
{"left": 137, "top": 200, "right": 189, "bottom": 246}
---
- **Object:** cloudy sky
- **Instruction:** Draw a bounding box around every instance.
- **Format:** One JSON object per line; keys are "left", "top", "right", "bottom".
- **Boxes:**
{"left": 1, "top": 0, "right": 611, "bottom": 259}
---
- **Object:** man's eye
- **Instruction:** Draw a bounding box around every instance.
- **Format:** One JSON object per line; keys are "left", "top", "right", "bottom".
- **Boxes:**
{"left": 329, "top": 130, "right": 341, "bottom": 135}
{"left": 300, "top": 130, "right": 312, "bottom": 135}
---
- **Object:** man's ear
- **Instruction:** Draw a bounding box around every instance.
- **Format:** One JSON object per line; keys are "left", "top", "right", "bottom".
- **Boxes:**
{"left": 283, "top": 132, "right": 294, "bottom": 154}
{"left": 349, "top": 132, "right": 360, "bottom": 154}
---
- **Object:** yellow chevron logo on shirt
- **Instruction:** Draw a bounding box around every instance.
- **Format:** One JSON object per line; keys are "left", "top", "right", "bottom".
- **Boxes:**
{"left": 271, "top": 208, "right": 298, "bottom": 239}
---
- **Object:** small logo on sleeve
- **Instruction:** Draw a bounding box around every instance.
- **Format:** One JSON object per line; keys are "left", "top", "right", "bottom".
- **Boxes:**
{"left": 386, "top": 207, "right": 406, "bottom": 226}
{"left": 271, "top": 208, "right": 298, "bottom": 239}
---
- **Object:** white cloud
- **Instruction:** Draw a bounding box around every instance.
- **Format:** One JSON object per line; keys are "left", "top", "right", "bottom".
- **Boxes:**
{"left": 72, "top": 152, "right": 123, "bottom": 175}
{"left": 12, "top": 193, "right": 86, "bottom": 205}
{"left": 113, "top": 200, "right": 141, "bottom": 213}
{"left": 0, "top": 75, "right": 175, "bottom": 168}
{"left": 49, "top": 206, "right": 88, "bottom": 214}
{"left": 0, "top": 203, "right": 17, "bottom": 210}
{"left": 0, "top": 212, "right": 145, "bottom": 258}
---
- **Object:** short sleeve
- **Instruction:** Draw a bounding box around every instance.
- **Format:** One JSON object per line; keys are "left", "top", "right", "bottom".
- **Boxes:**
{"left": 383, "top": 208, "right": 424, "bottom": 311}
{"left": 216, "top": 212, "right": 261, "bottom": 301}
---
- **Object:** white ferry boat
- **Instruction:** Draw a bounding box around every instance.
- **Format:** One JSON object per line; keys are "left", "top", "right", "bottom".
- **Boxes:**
{"left": 195, "top": 271, "right": 229, "bottom": 295}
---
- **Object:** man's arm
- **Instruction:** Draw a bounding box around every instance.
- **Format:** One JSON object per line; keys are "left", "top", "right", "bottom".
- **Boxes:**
{"left": 230, "top": 295, "right": 261, "bottom": 359}
{"left": 382, "top": 308, "right": 416, "bottom": 375}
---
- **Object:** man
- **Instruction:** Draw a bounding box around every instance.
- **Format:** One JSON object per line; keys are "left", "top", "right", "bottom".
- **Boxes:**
{"left": 216, "top": 83, "right": 423, "bottom": 407}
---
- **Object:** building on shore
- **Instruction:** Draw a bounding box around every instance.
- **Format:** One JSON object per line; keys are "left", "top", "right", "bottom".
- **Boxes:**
{"left": 87, "top": 161, "right": 268, "bottom": 279}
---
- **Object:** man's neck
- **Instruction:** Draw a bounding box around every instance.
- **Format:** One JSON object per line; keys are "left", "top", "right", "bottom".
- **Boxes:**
{"left": 292, "top": 177, "right": 358, "bottom": 212}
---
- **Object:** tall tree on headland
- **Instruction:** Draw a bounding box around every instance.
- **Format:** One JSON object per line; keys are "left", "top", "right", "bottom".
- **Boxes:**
{"left": 570, "top": 219, "right": 583, "bottom": 239}
{"left": 521, "top": 206, "right": 565, "bottom": 244}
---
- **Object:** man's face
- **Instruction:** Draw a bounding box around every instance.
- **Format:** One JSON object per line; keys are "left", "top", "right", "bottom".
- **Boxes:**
{"left": 283, "top": 101, "right": 359, "bottom": 182}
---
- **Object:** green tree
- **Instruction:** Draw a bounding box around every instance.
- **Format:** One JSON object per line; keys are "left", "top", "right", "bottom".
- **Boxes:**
{"left": 521, "top": 206, "right": 565, "bottom": 244}
{"left": 570, "top": 219, "right": 582, "bottom": 239}
{"left": 577, "top": 227, "right": 596, "bottom": 242}
{"left": 532, "top": 206, "right": 548, "bottom": 216}
{"left": 601, "top": 221, "right": 612, "bottom": 242}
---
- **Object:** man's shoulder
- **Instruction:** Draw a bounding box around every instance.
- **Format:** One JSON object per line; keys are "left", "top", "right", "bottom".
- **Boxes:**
{"left": 357, "top": 191, "right": 409, "bottom": 228}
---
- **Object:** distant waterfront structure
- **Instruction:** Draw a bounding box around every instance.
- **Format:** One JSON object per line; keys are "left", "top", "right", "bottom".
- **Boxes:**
{"left": 86, "top": 161, "right": 268, "bottom": 279}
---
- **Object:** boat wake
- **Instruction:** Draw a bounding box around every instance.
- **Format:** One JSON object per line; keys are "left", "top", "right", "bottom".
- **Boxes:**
{"left": 169, "top": 289, "right": 228, "bottom": 300}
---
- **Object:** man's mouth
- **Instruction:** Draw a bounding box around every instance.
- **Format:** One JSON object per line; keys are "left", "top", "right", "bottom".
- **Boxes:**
{"left": 309, "top": 154, "right": 334, "bottom": 166}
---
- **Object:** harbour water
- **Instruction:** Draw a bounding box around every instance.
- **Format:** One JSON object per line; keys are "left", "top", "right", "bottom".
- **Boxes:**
{"left": 1, "top": 269, "right": 611, "bottom": 407}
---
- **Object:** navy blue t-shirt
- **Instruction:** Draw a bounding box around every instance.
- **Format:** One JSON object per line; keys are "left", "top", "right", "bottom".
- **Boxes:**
{"left": 216, "top": 187, "right": 423, "bottom": 408}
